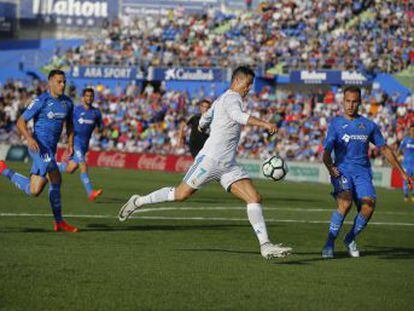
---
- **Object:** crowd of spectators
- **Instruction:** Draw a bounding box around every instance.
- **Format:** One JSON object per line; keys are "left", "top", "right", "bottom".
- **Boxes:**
{"left": 51, "top": 0, "right": 414, "bottom": 74}
{"left": 1, "top": 79, "right": 413, "bottom": 166}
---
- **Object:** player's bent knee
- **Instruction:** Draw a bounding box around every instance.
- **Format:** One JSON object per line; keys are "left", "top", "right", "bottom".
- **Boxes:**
{"left": 250, "top": 192, "right": 262, "bottom": 204}
{"left": 360, "top": 197, "right": 375, "bottom": 217}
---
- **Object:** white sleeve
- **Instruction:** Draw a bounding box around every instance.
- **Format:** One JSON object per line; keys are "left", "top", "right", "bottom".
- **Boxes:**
{"left": 198, "top": 105, "right": 214, "bottom": 130}
{"left": 224, "top": 96, "right": 250, "bottom": 125}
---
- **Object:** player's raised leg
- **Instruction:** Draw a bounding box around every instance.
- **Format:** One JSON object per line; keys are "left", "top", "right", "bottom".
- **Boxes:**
{"left": 229, "top": 178, "right": 291, "bottom": 259}
{"left": 118, "top": 182, "right": 196, "bottom": 221}
{"left": 322, "top": 190, "right": 352, "bottom": 259}
{"left": 0, "top": 161, "right": 32, "bottom": 195}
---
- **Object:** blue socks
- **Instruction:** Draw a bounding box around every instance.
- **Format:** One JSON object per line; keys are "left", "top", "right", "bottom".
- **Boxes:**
{"left": 2, "top": 168, "right": 31, "bottom": 196}
{"left": 80, "top": 172, "right": 93, "bottom": 196}
{"left": 58, "top": 162, "right": 68, "bottom": 173}
{"left": 345, "top": 213, "right": 368, "bottom": 244}
{"left": 325, "top": 210, "right": 345, "bottom": 248}
{"left": 49, "top": 183, "right": 63, "bottom": 223}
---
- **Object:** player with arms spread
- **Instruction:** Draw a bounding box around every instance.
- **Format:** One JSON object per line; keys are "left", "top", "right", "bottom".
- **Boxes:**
{"left": 0, "top": 70, "right": 79, "bottom": 232}
{"left": 321, "top": 86, "right": 412, "bottom": 258}
{"left": 58, "top": 88, "right": 103, "bottom": 201}
{"left": 118, "top": 66, "right": 292, "bottom": 259}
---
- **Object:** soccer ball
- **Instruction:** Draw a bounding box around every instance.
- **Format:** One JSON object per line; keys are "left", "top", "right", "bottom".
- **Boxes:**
{"left": 262, "top": 156, "right": 288, "bottom": 181}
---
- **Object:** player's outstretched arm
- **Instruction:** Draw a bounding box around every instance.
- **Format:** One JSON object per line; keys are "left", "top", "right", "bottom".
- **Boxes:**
{"left": 246, "top": 116, "right": 277, "bottom": 135}
{"left": 16, "top": 116, "right": 39, "bottom": 152}
{"left": 322, "top": 149, "right": 340, "bottom": 178}
{"left": 381, "top": 145, "right": 413, "bottom": 189}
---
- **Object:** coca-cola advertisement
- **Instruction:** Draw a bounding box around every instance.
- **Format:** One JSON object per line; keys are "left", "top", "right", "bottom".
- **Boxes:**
{"left": 56, "top": 149, "right": 193, "bottom": 173}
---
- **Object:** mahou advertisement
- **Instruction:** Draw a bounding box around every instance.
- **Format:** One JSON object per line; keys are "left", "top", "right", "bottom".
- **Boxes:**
{"left": 56, "top": 149, "right": 193, "bottom": 173}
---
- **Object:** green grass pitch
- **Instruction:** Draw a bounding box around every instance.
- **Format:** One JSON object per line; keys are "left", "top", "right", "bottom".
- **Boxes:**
{"left": 0, "top": 162, "right": 413, "bottom": 310}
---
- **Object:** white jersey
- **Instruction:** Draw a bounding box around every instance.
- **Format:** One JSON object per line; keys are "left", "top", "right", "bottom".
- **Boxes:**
{"left": 198, "top": 89, "right": 250, "bottom": 164}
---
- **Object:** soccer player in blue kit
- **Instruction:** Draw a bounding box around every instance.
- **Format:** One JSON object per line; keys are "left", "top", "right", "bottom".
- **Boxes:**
{"left": 0, "top": 70, "right": 79, "bottom": 232}
{"left": 321, "top": 86, "right": 412, "bottom": 258}
{"left": 58, "top": 88, "right": 103, "bottom": 201}
{"left": 399, "top": 124, "right": 414, "bottom": 202}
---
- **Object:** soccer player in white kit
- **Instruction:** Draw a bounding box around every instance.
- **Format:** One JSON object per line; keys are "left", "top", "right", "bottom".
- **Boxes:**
{"left": 118, "top": 66, "right": 292, "bottom": 259}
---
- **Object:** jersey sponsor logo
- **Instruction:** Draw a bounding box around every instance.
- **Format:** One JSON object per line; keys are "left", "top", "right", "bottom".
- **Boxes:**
{"left": 47, "top": 111, "right": 67, "bottom": 119}
{"left": 78, "top": 117, "right": 95, "bottom": 125}
{"left": 406, "top": 143, "right": 414, "bottom": 149}
{"left": 341, "top": 134, "right": 368, "bottom": 143}
{"left": 137, "top": 154, "right": 167, "bottom": 170}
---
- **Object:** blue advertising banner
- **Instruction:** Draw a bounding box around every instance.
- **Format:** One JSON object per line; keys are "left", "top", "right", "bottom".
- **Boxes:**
{"left": 150, "top": 67, "right": 229, "bottom": 82}
{"left": 69, "top": 66, "right": 144, "bottom": 80}
{"left": 122, "top": 0, "right": 219, "bottom": 15}
{"left": 20, "top": 0, "right": 118, "bottom": 28}
{"left": 290, "top": 70, "right": 370, "bottom": 85}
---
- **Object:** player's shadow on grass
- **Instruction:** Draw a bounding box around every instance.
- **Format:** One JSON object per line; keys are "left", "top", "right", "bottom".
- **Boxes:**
{"left": 275, "top": 246, "right": 414, "bottom": 265}
{"left": 82, "top": 223, "right": 254, "bottom": 232}
{"left": 176, "top": 248, "right": 258, "bottom": 256}
{"left": 93, "top": 197, "right": 126, "bottom": 204}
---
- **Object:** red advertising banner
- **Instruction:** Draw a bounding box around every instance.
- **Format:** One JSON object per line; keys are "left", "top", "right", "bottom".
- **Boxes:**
{"left": 391, "top": 168, "right": 404, "bottom": 188}
{"left": 56, "top": 149, "right": 194, "bottom": 173}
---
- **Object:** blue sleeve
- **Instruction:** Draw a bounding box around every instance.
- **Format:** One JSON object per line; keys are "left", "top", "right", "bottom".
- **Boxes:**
{"left": 66, "top": 101, "right": 74, "bottom": 124}
{"left": 323, "top": 122, "right": 336, "bottom": 152}
{"left": 370, "top": 123, "right": 386, "bottom": 147}
{"left": 96, "top": 110, "right": 103, "bottom": 130}
{"left": 22, "top": 96, "right": 44, "bottom": 121}
{"left": 398, "top": 138, "right": 406, "bottom": 152}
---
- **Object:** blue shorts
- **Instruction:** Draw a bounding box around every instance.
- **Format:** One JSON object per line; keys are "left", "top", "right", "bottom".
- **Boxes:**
{"left": 331, "top": 167, "right": 376, "bottom": 203}
{"left": 68, "top": 145, "right": 86, "bottom": 164}
{"left": 29, "top": 149, "right": 58, "bottom": 177}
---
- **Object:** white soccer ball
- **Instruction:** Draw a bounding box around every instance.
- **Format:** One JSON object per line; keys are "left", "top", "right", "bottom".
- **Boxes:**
{"left": 262, "top": 155, "right": 288, "bottom": 181}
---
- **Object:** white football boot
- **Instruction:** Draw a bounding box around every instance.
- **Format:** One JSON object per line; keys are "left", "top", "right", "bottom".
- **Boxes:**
{"left": 118, "top": 195, "right": 142, "bottom": 222}
{"left": 260, "top": 242, "right": 292, "bottom": 259}
{"left": 344, "top": 240, "right": 360, "bottom": 258}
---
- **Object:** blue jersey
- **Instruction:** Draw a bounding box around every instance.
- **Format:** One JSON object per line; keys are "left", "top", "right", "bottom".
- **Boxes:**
{"left": 22, "top": 92, "right": 73, "bottom": 154}
{"left": 399, "top": 136, "right": 414, "bottom": 167}
{"left": 73, "top": 104, "right": 102, "bottom": 153}
{"left": 323, "top": 115, "right": 386, "bottom": 171}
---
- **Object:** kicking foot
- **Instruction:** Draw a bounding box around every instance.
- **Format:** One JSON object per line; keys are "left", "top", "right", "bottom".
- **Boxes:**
{"left": 260, "top": 242, "right": 292, "bottom": 259}
{"left": 89, "top": 189, "right": 103, "bottom": 201}
{"left": 344, "top": 239, "right": 360, "bottom": 258}
{"left": 118, "top": 195, "right": 143, "bottom": 222}
{"left": 322, "top": 246, "right": 334, "bottom": 259}
{"left": 54, "top": 220, "right": 79, "bottom": 233}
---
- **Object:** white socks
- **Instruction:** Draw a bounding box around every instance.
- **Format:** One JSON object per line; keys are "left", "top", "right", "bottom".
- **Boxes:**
{"left": 139, "top": 187, "right": 176, "bottom": 205}
{"left": 247, "top": 203, "right": 270, "bottom": 245}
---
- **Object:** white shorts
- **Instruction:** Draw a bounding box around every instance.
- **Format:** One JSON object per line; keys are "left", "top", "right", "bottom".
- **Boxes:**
{"left": 183, "top": 154, "right": 250, "bottom": 191}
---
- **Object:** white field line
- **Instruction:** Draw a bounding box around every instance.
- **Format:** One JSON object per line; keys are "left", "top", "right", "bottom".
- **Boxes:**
{"left": 0, "top": 207, "right": 413, "bottom": 227}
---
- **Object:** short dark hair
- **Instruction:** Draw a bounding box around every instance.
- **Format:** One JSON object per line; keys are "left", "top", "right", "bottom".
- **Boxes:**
{"left": 410, "top": 124, "right": 414, "bottom": 129}
{"left": 48, "top": 69, "right": 65, "bottom": 80}
{"left": 82, "top": 88, "right": 95, "bottom": 96}
{"left": 199, "top": 99, "right": 212, "bottom": 106}
{"left": 231, "top": 66, "right": 255, "bottom": 82}
{"left": 343, "top": 86, "right": 361, "bottom": 99}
